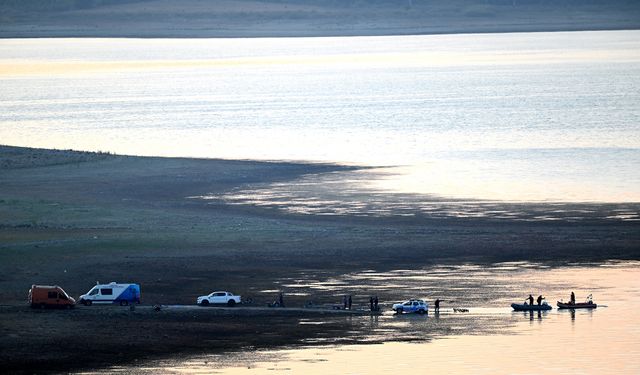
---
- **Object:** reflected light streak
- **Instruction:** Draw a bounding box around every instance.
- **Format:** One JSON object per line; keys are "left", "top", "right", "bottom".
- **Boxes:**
{"left": 2, "top": 48, "right": 639, "bottom": 77}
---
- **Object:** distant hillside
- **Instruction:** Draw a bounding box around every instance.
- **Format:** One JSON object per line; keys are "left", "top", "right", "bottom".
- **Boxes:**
{"left": 1, "top": 0, "right": 639, "bottom": 38}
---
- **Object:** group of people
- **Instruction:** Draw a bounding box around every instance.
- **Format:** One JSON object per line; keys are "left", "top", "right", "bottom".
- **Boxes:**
{"left": 369, "top": 296, "right": 379, "bottom": 311}
{"left": 525, "top": 292, "right": 578, "bottom": 305}
{"left": 525, "top": 294, "right": 546, "bottom": 306}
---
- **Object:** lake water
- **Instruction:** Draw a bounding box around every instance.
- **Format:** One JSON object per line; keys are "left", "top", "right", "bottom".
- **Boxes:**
{"left": 90, "top": 261, "right": 640, "bottom": 374}
{"left": 1, "top": 31, "right": 640, "bottom": 203}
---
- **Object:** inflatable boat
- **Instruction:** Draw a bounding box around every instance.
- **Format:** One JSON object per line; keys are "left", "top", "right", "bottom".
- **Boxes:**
{"left": 511, "top": 302, "right": 552, "bottom": 311}
{"left": 557, "top": 301, "right": 597, "bottom": 309}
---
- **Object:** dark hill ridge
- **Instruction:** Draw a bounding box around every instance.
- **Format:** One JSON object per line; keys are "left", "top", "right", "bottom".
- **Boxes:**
{"left": 1, "top": 0, "right": 639, "bottom": 38}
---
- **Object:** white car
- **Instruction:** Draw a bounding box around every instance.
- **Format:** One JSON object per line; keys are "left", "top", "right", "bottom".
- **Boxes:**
{"left": 197, "top": 291, "right": 241, "bottom": 307}
{"left": 392, "top": 299, "right": 428, "bottom": 314}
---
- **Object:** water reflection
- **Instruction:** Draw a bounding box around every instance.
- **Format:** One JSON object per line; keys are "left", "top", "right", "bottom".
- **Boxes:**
{"left": 520, "top": 310, "right": 547, "bottom": 323}
{"left": 92, "top": 261, "right": 640, "bottom": 374}
{"left": 196, "top": 168, "right": 640, "bottom": 221}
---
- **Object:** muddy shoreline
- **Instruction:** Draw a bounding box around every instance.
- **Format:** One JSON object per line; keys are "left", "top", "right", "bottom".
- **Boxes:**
{"left": 1, "top": 145, "right": 639, "bottom": 373}
{"left": 0, "top": 304, "right": 382, "bottom": 374}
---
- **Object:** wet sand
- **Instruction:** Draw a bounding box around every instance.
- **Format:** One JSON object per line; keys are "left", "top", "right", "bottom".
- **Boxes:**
{"left": 1, "top": 145, "right": 639, "bottom": 372}
{"left": 0, "top": 304, "right": 380, "bottom": 374}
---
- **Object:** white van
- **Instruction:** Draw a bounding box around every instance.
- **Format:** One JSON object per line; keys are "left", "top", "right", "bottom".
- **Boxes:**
{"left": 78, "top": 282, "right": 141, "bottom": 306}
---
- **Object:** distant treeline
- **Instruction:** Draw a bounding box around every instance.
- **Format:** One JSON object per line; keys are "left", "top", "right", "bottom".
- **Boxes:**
{"left": 0, "top": 0, "right": 150, "bottom": 12}
{"left": 2, "top": 0, "right": 639, "bottom": 12}
{"left": 249, "top": 0, "right": 640, "bottom": 8}
{"left": 1, "top": 0, "right": 638, "bottom": 37}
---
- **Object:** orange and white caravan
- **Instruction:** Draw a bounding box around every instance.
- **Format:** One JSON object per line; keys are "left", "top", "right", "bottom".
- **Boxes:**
{"left": 28, "top": 285, "right": 76, "bottom": 308}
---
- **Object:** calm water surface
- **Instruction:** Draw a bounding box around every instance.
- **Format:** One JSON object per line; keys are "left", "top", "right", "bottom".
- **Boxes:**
{"left": 91, "top": 261, "right": 640, "bottom": 374}
{"left": 2, "top": 31, "right": 640, "bottom": 202}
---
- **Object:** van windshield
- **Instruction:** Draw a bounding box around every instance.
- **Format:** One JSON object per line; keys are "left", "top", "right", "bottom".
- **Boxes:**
{"left": 89, "top": 289, "right": 99, "bottom": 295}
{"left": 59, "top": 293, "right": 68, "bottom": 300}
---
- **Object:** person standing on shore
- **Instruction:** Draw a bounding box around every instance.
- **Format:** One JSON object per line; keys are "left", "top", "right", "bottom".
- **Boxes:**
{"left": 435, "top": 298, "right": 441, "bottom": 311}
{"left": 369, "top": 296, "right": 374, "bottom": 311}
{"left": 278, "top": 292, "right": 284, "bottom": 308}
{"left": 374, "top": 296, "right": 379, "bottom": 311}
{"left": 348, "top": 295, "right": 352, "bottom": 310}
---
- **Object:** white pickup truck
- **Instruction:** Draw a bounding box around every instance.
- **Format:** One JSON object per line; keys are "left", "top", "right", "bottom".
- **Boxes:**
{"left": 197, "top": 291, "right": 241, "bottom": 307}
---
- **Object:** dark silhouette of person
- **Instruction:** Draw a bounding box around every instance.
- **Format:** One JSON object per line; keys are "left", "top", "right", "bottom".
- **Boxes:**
{"left": 278, "top": 292, "right": 284, "bottom": 308}
{"left": 526, "top": 294, "right": 534, "bottom": 306}
{"left": 374, "top": 296, "right": 379, "bottom": 311}
{"left": 369, "top": 296, "right": 374, "bottom": 311}
{"left": 435, "top": 298, "right": 441, "bottom": 311}
{"left": 537, "top": 295, "right": 544, "bottom": 305}
{"left": 348, "top": 295, "right": 352, "bottom": 310}
{"left": 570, "top": 292, "right": 575, "bottom": 305}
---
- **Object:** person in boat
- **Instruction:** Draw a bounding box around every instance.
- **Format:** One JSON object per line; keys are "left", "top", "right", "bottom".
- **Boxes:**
{"left": 526, "top": 294, "right": 534, "bottom": 305}
{"left": 537, "top": 295, "right": 544, "bottom": 305}
{"left": 570, "top": 291, "right": 575, "bottom": 305}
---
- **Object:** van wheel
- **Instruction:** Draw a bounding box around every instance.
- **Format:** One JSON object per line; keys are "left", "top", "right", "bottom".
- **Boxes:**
{"left": 84, "top": 300, "right": 92, "bottom": 306}
{"left": 200, "top": 300, "right": 209, "bottom": 306}
{"left": 227, "top": 300, "right": 236, "bottom": 307}
{"left": 120, "top": 300, "right": 129, "bottom": 306}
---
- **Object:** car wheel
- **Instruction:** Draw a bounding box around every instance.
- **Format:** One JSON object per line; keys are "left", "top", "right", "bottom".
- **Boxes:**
{"left": 395, "top": 308, "right": 403, "bottom": 314}
{"left": 120, "top": 300, "right": 129, "bottom": 306}
{"left": 227, "top": 300, "right": 236, "bottom": 307}
{"left": 85, "top": 300, "right": 92, "bottom": 306}
{"left": 418, "top": 309, "right": 425, "bottom": 314}
{"left": 200, "top": 300, "right": 209, "bottom": 306}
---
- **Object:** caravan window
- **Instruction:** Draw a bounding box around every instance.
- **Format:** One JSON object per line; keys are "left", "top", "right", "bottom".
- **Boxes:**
{"left": 101, "top": 288, "right": 113, "bottom": 295}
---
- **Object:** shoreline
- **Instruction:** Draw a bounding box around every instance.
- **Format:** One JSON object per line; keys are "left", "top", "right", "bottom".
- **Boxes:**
{"left": 1, "top": 145, "right": 639, "bottom": 372}
{"left": 2, "top": 25, "right": 639, "bottom": 40}
{"left": 0, "top": 304, "right": 382, "bottom": 374}
{"left": 1, "top": 0, "right": 639, "bottom": 39}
